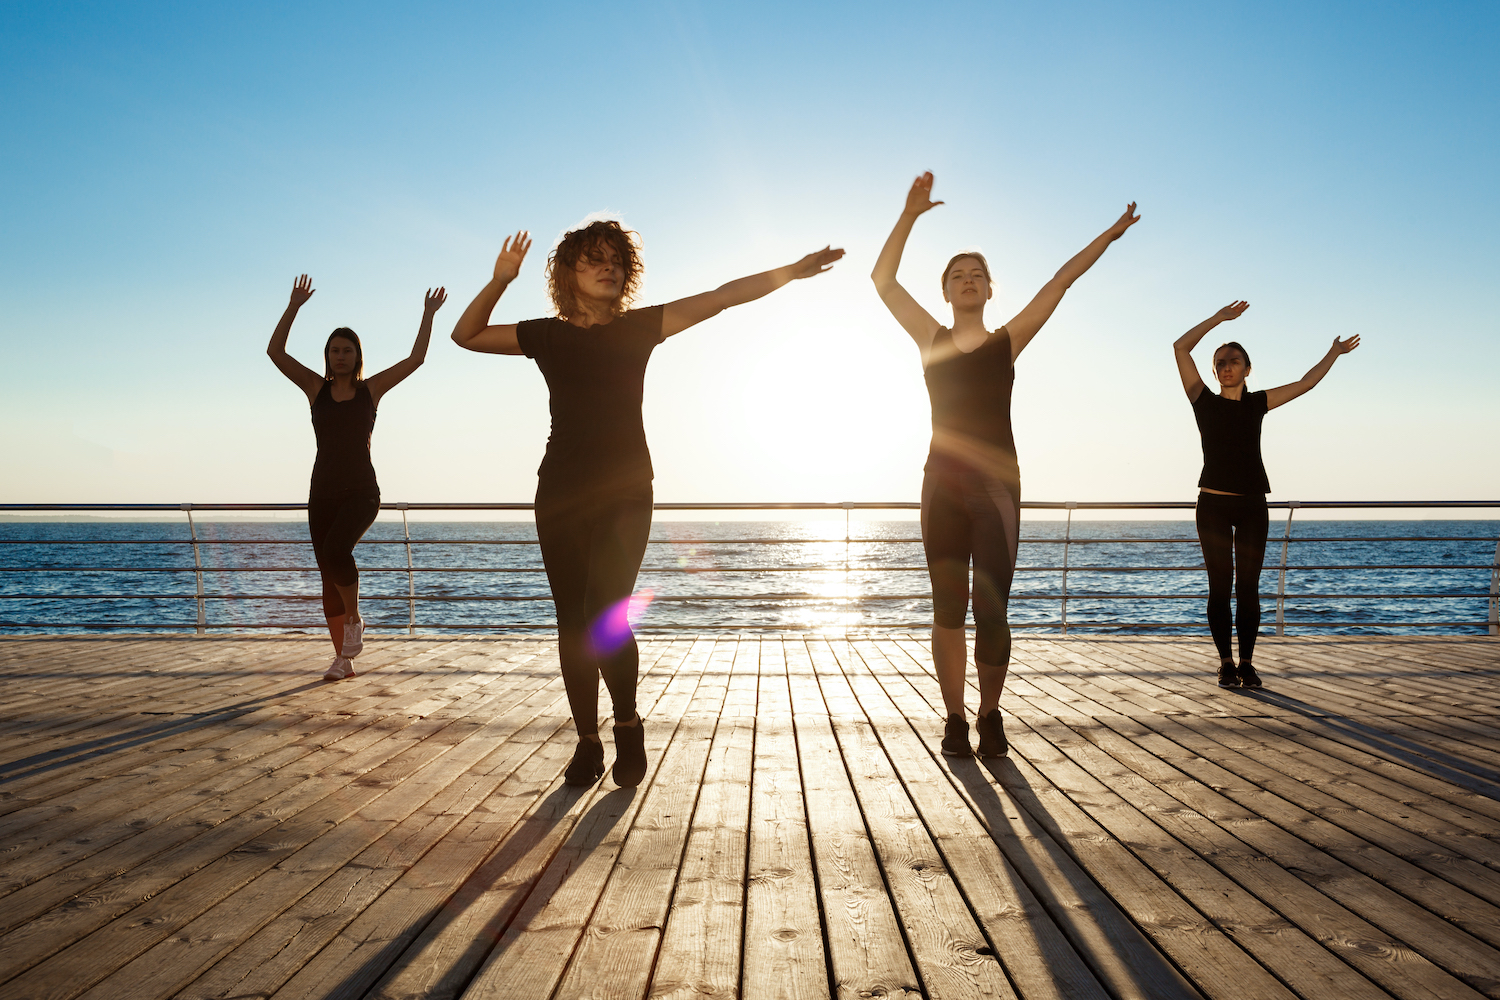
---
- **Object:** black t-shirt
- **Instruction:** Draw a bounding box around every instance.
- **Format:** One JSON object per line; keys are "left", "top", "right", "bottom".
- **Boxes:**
{"left": 309, "top": 380, "right": 379, "bottom": 498}
{"left": 923, "top": 326, "right": 1019, "bottom": 486}
{"left": 517, "top": 306, "right": 665, "bottom": 492}
{"left": 1192, "top": 388, "right": 1270, "bottom": 494}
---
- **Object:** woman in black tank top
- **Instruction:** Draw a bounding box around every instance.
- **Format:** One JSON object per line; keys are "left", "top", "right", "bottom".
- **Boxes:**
{"left": 872, "top": 172, "right": 1139, "bottom": 759}
{"left": 451, "top": 221, "right": 842, "bottom": 789}
{"left": 1173, "top": 302, "right": 1360, "bottom": 689}
{"left": 267, "top": 275, "right": 447, "bottom": 681}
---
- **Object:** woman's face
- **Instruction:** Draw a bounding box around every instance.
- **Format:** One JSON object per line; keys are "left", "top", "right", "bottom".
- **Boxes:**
{"left": 1212, "top": 346, "right": 1250, "bottom": 388}
{"left": 944, "top": 257, "right": 992, "bottom": 307}
{"left": 573, "top": 241, "right": 625, "bottom": 306}
{"left": 327, "top": 337, "right": 359, "bottom": 377}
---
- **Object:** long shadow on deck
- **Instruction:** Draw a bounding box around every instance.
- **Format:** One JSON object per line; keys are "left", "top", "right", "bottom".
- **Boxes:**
{"left": 0, "top": 680, "right": 326, "bottom": 784}
{"left": 322, "top": 783, "right": 638, "bottom": 1000}
{"left": 1240, "top": 688, "right": 1500, "bottom": 798}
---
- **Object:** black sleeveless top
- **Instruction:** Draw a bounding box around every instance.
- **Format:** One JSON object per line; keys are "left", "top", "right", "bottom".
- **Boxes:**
{"left": 309, "top": 380, "right": 378, "bottom": 498}
{"left": 1192, "top": 388, "right": 1270, "bottom": 494}
{"left": 923, "top": 326, "right": 1019, "bottom": 486}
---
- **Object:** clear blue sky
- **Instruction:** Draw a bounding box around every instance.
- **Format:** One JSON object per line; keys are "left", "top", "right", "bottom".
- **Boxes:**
{"left": 2, "top": 1, "right": 1496, "bottom": 507}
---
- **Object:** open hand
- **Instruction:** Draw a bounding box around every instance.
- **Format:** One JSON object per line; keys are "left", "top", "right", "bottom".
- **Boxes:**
{"left": 1333, "top": 334, "right": 1360, "bottom": 354}
{"left": 790, "top": 246, "right": 846, "bottom": 279}
{"left": 494, "top": 231, "right": 532, "bottom": 284}
{"left": 904, "top": 172, "right": 943, "bottom": 217}
{"left": 1107, "top": 202, "right": 1141, "bottom": 239}
{"left": 1214, "top": 301, "right": 1250, "bottom": 323}
{"left": 289, "top": 274, "right": 315, "bottom": 308}
{"left": 424, "top": 287, "right": 447, "bottom": 313}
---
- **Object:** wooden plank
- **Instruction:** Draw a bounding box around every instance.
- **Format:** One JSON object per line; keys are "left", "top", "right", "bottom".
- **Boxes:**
{"left": 739, "top": 636, "right": 830, "bottom": 1000}
{"left": 783, "top": 638, "right": 923, "bottom": 1000}
{"left": 649, "top": 635, "right": 759, "bottom": 1000}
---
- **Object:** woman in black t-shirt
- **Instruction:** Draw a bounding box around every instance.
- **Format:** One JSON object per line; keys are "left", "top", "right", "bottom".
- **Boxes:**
{"left": 1173, "top": 301, "right": 1360, "bottom": 689}
{"left": 452, "top": 221, "right": 842, "bottom": 788}
{"left": 268, "top": 275, "right": 447, "bottom": 681}
{"left": 871, "top": 172, "right": 1139, "bottom": 759}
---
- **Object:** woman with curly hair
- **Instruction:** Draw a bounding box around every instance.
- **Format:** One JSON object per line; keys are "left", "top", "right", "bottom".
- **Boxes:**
{"left": 453, "top": 220, "right": 842, "bottom": 787}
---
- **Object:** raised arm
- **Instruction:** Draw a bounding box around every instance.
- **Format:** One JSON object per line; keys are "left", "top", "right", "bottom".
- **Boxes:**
{"left": 870, "top": 172, "right": 944, "bottom": 349}
{"left": 660, "top": 246, "right": 844, "bottom": 338}
{"left": 1173, "top": 301, "right": 1249, "bottom": 401}
{"left": 1264, "top": 335, "right": 1360, "bottom": 410}
{"left": 367, "top": 287, "right": 447, "bottom": 405}
{"left": 266, "top": 275, "right": 324, "bottom": 404}
{"left": 1006, "top": 203, "right": 1140, "bottom": 362}
{"left": 451, "top": 231, "right": 532, "bottom": 355}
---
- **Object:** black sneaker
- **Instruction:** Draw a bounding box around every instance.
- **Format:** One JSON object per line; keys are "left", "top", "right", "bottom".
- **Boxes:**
{"left": 1217, "top": 662, "right": 1239, "bottom": 688}
{"left": 1237, "top": 662, "right": 1263, "bottom": 688}
{"left": 975, "top": 709, "right": 1008, "bottom": 758}
{"left": 612, "top": 718, "right": 647, "bottom": 787}
{"left": 564, "top": 737, "right": 605, "bottom": 786}
{"left": 941, "top": 714, "right": 972, "bottom": 757}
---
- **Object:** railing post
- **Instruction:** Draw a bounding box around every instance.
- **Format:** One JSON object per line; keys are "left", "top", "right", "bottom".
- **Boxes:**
{"left": 841, "top": 501, "right": 854, "bottom": 630}
{"left": 399, "top": 503, "right": 415, "bottom": 636}
{"left": 182, "top": 503, "right": 205, "bottom": 635}
{"left": 1489, "top": 535, "right": 1499, "bottom": 637}
{"left": 1276, "top": 502, "right": 1298, "bottom": 636}
{"left": 1061, "top": 503, "right": 1076, "bottom": 635}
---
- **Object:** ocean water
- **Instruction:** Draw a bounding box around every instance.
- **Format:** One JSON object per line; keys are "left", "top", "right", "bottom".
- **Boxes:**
{"left": 0, "top": 519, "right": 1495, "bottom": 635}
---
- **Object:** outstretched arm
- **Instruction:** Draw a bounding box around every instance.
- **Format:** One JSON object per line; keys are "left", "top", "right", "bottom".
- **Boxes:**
{"left": 1265, "top": 335, "right": 1361, "bottom": 410}
{"left": 870, "top": 172, "right": 944, "bottom": 349}
{"left": 1173, "top": 301, "right": 1249, "bottom": 401}
{"left": 660, "top": 246, "right": 844, "bottom": 338}
{"left": 266, "top": 275, "right": 324, "bottom": 404}
{"left": 1006, "top": 203, "right": 1140, "bottom": 362}
{"left": 367, "top": 287, "right": 447, "bottom": 405}
{"left": 451, "top": 231, "right": 532, "bottom": 355}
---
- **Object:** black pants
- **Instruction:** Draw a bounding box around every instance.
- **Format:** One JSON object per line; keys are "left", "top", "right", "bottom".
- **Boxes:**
{"left": 1195, "top": 492, "right": 1268, "bottom": 662}
{"left": 535, "top": 480, "right": 653, "bottom": 737}
{"left": 308, "top": 492, "right": 381, "bottom": 618}
{"left": 921, "top": 463, "right": 1021, "bottom": 667}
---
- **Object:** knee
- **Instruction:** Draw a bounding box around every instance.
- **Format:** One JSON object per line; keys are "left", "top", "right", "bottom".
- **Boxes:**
{"left": 974, "top": 620, "right": 1010, "bottom": 665}
{"left": 932, "top": 596, "right": 967, "bottom": 630}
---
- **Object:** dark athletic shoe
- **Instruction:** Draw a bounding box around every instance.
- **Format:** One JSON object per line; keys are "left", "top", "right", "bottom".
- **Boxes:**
{"left": 975, "top": 709, "right": 1008, "bottom": 758}
{"left": 612, "top": 718, "right": 648, "bottom": 787}
{"left": 1238, "top": 663, "right": 1263, "bottom": 688}
{"left": 941, "top": 714, "right": 973, "bottom": 757}
{"left": 1217, "top": 662, "right": 1240, "bottom": 689}
{"left": 564, "top": 738, "right": 605, "bottom": 787}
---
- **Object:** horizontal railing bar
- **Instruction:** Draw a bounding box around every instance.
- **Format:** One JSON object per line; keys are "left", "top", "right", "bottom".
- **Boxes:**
{"left": 7, "top": 591, "right": 1491, "bottom": 604}
{"left": 3, "top": 620, "right": 1490, "bottom": 632}
{"left": 7, "top": 563, "right": 1494, "bottom": 575}
{"left": 6, "top": 500, "right": 1500, "bottom": 512}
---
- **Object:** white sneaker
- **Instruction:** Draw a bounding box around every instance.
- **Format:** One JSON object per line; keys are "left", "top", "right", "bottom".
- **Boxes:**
{"left": 323, "top": 656, "right": 354, "bottom": 681}
{"left": 341, "top": 618, "right": 365, "bottom": 658}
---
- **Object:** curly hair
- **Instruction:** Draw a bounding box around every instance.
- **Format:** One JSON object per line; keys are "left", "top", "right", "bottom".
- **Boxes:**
{"left": 547, "top": 220, "right": 644, "bottom": 321}
{"left": 941, "top": 251, "right": 993, "bottom": 298}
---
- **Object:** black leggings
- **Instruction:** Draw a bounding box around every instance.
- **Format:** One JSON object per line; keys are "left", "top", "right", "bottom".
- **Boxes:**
{"left": 1195, "top": 492, "right": 1268, "bottom": 662}
{"left": 535, "top": 481, "right": 654, "bottom": 737}
{"left": 921, "top": 464, "right": 1021, "bottom": 667}
{"left": 308, "top": 493, "right": 381, "bottom": 618}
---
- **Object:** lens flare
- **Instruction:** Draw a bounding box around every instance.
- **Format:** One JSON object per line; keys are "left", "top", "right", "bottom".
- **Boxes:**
{"left": 588, "top": 588, "right": 654, "bottom": 656}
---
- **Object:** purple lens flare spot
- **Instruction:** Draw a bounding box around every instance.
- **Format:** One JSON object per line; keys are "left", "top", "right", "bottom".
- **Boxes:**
{"left": 587, "top": 589, "right": 654, "bottom": 656}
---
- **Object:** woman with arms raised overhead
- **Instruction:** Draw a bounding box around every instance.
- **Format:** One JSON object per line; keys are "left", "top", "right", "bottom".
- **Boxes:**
{"left": 871, "top": 172, "right": 1139, "bottom": 759}
{"left": 1173, "top": 301, "right": 1359, "bottom": 689}
{"left": 452, "top": 220, "right": 842, "bottom": 788}
{"left": 267, "top": 275, "right": 446, "bottom": 681}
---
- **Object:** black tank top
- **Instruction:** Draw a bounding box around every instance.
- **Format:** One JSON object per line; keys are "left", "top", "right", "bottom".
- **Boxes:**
{"left": 923, "top": 326, "right": 1019, "bottom": 486}
{"left": 1192, "top": 388, "right": 1270, "bottom": 494}
{"left": 309, "top": 380, "right": 378, "bottom": 498}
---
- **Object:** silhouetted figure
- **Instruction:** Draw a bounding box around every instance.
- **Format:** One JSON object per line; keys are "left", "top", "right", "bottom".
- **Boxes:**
{"left": 1173, "top": 301, "right": 1360, "bottom": 688}
{"left": 267, "top": 275, "right": 446, "bottom": 680}
{"left": 872, "top": 172, "right": 1138, "bottom": 758}
{"left": 452, "top": 221, "right": 842, "bottom": 787}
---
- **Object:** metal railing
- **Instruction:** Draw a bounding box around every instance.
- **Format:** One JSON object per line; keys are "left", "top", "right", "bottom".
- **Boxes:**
{"left": 1, "top": 501, "right": 1497, "bottom": 636}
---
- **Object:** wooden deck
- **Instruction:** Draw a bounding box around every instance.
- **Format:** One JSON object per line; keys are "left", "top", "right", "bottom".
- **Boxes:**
{"left": 0, "top": 635, "right": 1498, "bottom": 1000}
